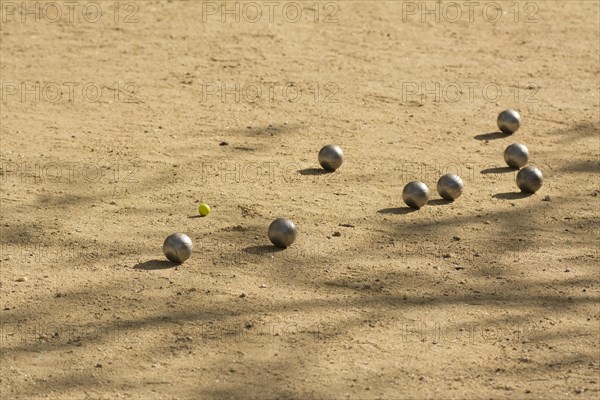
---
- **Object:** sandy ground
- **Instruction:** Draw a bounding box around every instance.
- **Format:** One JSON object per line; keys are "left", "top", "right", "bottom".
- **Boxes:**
{"left": 1, "top": 1, "right": 599, "bottom": 399}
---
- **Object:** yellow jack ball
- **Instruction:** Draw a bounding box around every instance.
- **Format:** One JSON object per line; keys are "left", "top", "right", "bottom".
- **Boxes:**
{"left": 198, "top": 203, "right": 210, "bottom": 216}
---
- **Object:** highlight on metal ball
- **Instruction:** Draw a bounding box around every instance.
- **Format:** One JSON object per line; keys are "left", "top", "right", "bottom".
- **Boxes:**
{"left": 268, "top": 218, "right": 297, "bottom": 248}
{"left": 497, "top": 109, "right": 521, "bottom": 134}
{"left": 163, "top": 232, "right": 193, "bottom": 263}
{"left": 402, "top": 181, "right": 430, "bottom": 209}
{"left": 504, "top": 143, "right": 529, "bottom": 169}
{"left": 318, "top": 144, "right": 344, "bottom": 172}
{"left": 437, "top": 174, "right": 464, "bottom": 201}
{"left": 516, "top": 166, "right": 543, "bottom": 194}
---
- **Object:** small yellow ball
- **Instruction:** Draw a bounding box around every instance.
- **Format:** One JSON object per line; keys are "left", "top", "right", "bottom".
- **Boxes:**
{"left": 198, "top": 203, "right": 210, "bottom": 216}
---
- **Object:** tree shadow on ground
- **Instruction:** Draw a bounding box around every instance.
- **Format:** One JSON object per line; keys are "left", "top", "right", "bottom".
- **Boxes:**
{"left": 4, "top": 260, "right": 598, "bottom": 399}
{"left": 4, "top": 120, "right": 599, "bottom": 399}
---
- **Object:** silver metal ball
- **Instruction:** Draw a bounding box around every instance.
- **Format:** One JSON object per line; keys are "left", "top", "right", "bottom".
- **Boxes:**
{"left": 516, "top": 166, "right": 543, "bottom": 193}
{"left": 268, "top": 218, "right": 297, "bottom": 248}
{"left": 318, "top": 145, "right": 344, "bottom": 171}
{"left": 402, "top": 181, "right": 430, "bottom": 209}
{"left": 504, "top": 143, "right": 529, "bottom": 169}
{"left": 162, "top": 232, "right": 193, "bottom": 263}
{"left": 497, "top": 109, "right": 521, "bottom": 134}
{"left": 437, "top": 174, "right": 464, "bottom": 201}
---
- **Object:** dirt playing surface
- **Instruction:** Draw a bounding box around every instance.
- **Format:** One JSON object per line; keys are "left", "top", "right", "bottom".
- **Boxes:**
{"left": 1, "top": 1, "right": 599, "bottom": 399}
